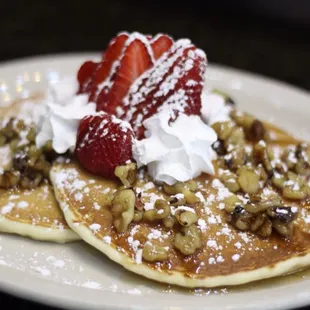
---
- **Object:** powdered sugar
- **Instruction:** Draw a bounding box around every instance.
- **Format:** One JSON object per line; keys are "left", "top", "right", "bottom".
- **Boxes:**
{"left": 211, "top": 179, "right": 232, "bottom": 201}
{"left": 102, "top": 187, "right": 111, "bottom": 194}
{"left": 32, "top": 266, "right": 51, "bottom": 277}
{"left": 135, "top": 249, "right": 143, "bottom": 264}
{"left": 74, "top": 192, "right": 83, "bottom": 202}
{"left": 82, "top": 281, "right": 101, "bottom": 289}
{"left": 127, "top": 235, "right": 143, "bottom": 264}
{"left": 235, "top": 242, "right": 242, "bottom": 249}
{"left": 1, "top": 202, "right": 15, "bottom": 215}
{"left": 46, "top": 256, "right": 66, "bottom": 268}
{"left": 207, "top": 240, "right": 218, "bottom": 249}
{"left": 137, "top": 189, "right": 164, "bottom": 211}
{"left": 127, "top": 288, "right": 142, "bottom": 295}
{"left": 232, "top": 254, "right": 240, "bottom": 262}
{"left": 8, "top": 195, "right": 19, "bottom": 200}
{"left": 103, "top": 236, "right": 112, "bottom": 244}
{"left": 147, "top": 229, "right": 162, "bottom": 240}
{"left": 17, "top": 201, "right": 29, "bottom": 209}
{"left": 93, "top": 202, "right": 101, "bottom": 210}
{"left": 89, "top": 224, "right": 101, "bottom": 233}
{"left": 198, "top": 219, "right": 207, "bottom": 232}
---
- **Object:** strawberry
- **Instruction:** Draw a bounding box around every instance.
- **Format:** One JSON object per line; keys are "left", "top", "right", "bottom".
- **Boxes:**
{"left": 77, "top": 61, "right": 98, "bottom": 94}
{"left": 96, "top": 37, "right": 153, "bottom": 114}
{"left": 88, "top": 33, "right": 129, "bottom": 101}
{"left": 151, "top": 34, "right": 173, "bottom": 60}
{"left": 120, "top": 39, "right": 207, "bottom": 139}
{"left": 75, "top": 113, "right": 134, "bottom": 179}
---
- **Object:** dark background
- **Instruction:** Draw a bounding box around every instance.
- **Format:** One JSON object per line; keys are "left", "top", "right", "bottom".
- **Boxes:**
{"left": 1, "top": 0, "right": 310, "bottom": 91}
{"left": 0, "top": 0, "right": 310, "bottom": 309}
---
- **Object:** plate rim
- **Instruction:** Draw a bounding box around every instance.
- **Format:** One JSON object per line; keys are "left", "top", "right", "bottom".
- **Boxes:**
{"left": 1, "top": 52, "right": 309, "bottom": 98}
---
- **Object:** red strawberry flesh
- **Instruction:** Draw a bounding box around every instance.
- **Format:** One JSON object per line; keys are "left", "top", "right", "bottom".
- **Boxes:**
{"left": 88, "top": 33, "right": 129, "bottom": 101}
{"left": 120, "top": 39, "right": 207, "bottom": 139}
{"left": 96, "top": 36, "right": 153, "bottom": 114}
{"left": 77, "top": 61, "right": 98, "bottom": 94}
{"left": 151, "top": 34, "right": 173, "bottom": 60}
{"left": 75, "top": 113, "right": 134, "bottom": 179}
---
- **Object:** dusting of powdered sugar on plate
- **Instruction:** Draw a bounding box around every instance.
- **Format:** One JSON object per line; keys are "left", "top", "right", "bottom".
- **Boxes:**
{"left": 0, "top": 233, "right": 230, "bottom": 296}
{"left": 0, "top": 235, "right": 180, "bottom": 296}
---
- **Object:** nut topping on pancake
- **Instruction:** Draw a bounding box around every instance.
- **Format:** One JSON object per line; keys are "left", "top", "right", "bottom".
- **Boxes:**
{"left": 0, "top": 117, "right": 60, "bottom": 190}
{"left": 0, "top": 97, "right": 79, "bottom": 242}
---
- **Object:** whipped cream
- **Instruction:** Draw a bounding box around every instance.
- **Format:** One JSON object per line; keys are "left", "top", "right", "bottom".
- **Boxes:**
{"left": 201, "top": 89, "right": 231, "bottom": 125}
{"left": 132, "top": 88, "right": 232, "bottom": 185}
{"left": 35, "top": 75, "right": 230, "bottom": 185}
{"left": 36, "top": 77, "right": 96, "bottom": 153}
{"left": 133, "top": 108, "right": 217, "bottom": 185}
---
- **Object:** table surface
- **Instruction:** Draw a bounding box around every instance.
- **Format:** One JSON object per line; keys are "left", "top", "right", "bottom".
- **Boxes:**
{"left": 0, "top": 0, "right": 309, "bottom": 309}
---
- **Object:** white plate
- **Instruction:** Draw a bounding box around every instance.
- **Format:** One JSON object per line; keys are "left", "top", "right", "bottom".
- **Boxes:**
{"left": 0, "top": 54, "right": 310, "bottom": 310}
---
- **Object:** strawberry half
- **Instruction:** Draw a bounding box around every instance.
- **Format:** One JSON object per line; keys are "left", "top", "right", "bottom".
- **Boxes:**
{"left": 76, "top": 33, "right": 174, "bottom": 112}
{"left": 76, "top": 113, "right": 134, "bottom": 179}
{"left": 77, "top": 61, "right": 98, "bottom": 94}
{"left": 151, "top": 34, "right": 173, "bottom": 60}
{"left": 96, "top": 36, "right": 153, "bottom": 114}
{"left": 88, "top": 33, "right": 129, "bottom": 101}
{"left": 120, "top": 39, "right": 207, "bottom": 139}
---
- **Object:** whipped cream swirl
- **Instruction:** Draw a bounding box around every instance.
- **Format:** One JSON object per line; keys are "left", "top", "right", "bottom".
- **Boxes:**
{"left": 133, "top": 108, "right": 217, "bottom": 185}
{"left": 36, "top": 77, "right": 96, "bottom": 153}
{"left": 133, "top": 89, "right": 231, "bottom": 185}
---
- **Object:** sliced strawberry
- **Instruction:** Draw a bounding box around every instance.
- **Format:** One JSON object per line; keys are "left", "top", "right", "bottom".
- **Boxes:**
{"left": 77, "top": 61, "right": 98, "bottom": 94}
{"left": 120, "top": 40, "right": 207, "bottom": 139}
{"left": 96, "top": 37, "right": 153, "bottom": 114}
{"left": 75, "top": 113, "right": 134, "bottom": 179}
{"left": 151, "top": 34, "right": 173, "bottom": 60}
{"left": 88, "top": 33, "right": 129, "bottom": 101}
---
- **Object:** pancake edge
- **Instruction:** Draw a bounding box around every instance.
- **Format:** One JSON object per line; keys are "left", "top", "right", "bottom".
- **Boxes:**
{"left": 0, "top": 215, "right": 80, "bottom": 243}
{"left": 51, "top": 169, "right": 310, "bottom": 287}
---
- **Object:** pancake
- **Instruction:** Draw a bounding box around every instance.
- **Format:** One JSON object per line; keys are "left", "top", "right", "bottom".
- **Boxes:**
{"left": 50, "top": 119, "right": 310, "bottom": 286}
{"left": 0, "top": 96, "right": 79, "bottom": 243}
{"left": 0, "top": 183, "right": 79, "bottom": 243}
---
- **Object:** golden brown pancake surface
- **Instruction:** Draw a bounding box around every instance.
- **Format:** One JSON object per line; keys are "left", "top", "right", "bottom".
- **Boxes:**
{"left": 51, "top": 157, "right": 310, "bottom": 286}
